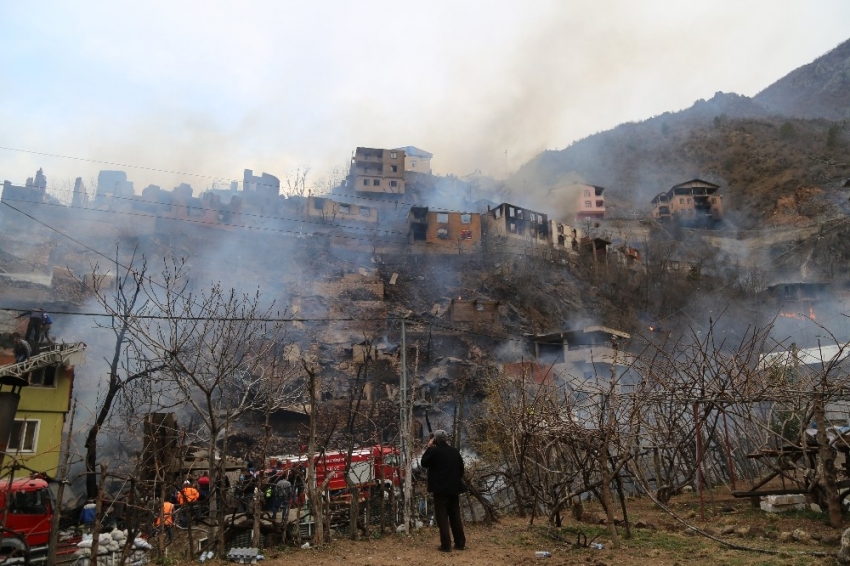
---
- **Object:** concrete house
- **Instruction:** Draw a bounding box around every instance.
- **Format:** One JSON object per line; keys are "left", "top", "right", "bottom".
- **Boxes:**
{"left": 408, "top": 207, "right": 481, "bottom": 253}
{"left": 348, "top": 147, "right": 406, "bottom": 195}
{"left": 394, "top": 146, "right": 433, "bottom": 174}
{"left": 574, "top": 184, "right": 606, "bottom": 220}
{"left": 651, "top": 179, "right": 723, "bottom": 224}
{"left": 307, "top": 195, "right": 378, "bottom": 224}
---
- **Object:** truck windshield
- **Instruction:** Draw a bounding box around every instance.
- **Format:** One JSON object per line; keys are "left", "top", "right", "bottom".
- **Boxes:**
{"left": 11, "top": 490, "right": 47, "bottom": 515}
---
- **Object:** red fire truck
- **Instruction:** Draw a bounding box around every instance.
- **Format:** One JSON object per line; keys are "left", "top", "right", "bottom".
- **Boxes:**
{"left": 0, "top": 476, "right": 55, "bottom": 562}
{"left": 268, "top": 445, "right": 403, "bottom": 497}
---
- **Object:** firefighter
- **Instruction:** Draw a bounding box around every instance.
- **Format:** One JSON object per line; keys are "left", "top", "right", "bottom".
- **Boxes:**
{"left": 154, "top": 499, "right": 174, "bottom": 543}
{"left": 176, "top": 480, "right": 200, "bottom": 526}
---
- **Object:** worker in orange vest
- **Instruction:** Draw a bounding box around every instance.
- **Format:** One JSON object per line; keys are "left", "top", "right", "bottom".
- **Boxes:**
{"left": 176, "top": 480, "right": 200, "bottom": 505}
{"left": 154, "top": 499, "right": 174, "bottom": 543}
{"left": 176, "top": 480, "right": 200, "bottom": 527}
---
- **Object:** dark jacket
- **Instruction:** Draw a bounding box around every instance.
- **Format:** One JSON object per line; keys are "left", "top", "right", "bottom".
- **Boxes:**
{"left": 421, "top": 442, "right": 465, "bottom": 495}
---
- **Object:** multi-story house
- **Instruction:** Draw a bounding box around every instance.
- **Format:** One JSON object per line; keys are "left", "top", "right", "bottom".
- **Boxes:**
{"left": 574, "top": 184, "right": 606, "bottom": 220}
{"left": 650, "top": 179, "right": 723, "bottom": 224}
{"left": 0, "top": 342, "right": 86, "bottom": 477}
{"left": 394, "top": 146, "right": 433, "bottom": 174}
{"left": 408, "top": 206, "right": 481, "bottom": 253}
{"left": 348, "top": 147, "right": 406, "bottom": 195}
{"left": 482, "top": 203, "right": 549, "bottom": 254}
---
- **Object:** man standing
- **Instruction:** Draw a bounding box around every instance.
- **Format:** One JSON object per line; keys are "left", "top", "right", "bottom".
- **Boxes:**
{"left": 12, "top": 333, "right": 31, "bottom": 363}
{"left": 420, "top": 429, "right": 466, "bottom": 552}
{"left": 274, "top": 473, "right": 292, "bottom": 522}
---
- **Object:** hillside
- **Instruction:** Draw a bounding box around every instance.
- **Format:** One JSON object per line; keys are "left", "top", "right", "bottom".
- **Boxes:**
{"left": 509, "top": 38, "right": 850, "bottom": 230}
{"left": 755, "top": 38, "right": 850, "bottom": 121}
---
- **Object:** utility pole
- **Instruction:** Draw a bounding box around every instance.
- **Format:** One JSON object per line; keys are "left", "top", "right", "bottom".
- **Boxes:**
{"left": 399, "top": 320, "right": 412, "bottom": 533}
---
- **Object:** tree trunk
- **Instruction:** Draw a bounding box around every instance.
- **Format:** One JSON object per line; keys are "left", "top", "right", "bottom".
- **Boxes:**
{"left": 814, "top": 393, "right": 842, "bottom": 527}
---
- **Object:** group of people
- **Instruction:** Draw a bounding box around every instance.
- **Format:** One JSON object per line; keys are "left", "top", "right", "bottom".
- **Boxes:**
{"left": 153, "top": 473, "right": 209, "bottom": 542}
{"left": 11, "top": 308, "right": 54, "bottom": 364}
{"left": 235, "top": 465, "right": 304, "bottom": 522}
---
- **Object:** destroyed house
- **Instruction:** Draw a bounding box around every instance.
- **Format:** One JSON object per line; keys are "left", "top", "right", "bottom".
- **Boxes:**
{"left": 532, "top": 326, "right": 633, "bottom": 385}
{"left": 348, "top": 147, "right": 406, "bottom": 195}
{"left": 307, "top": 196, "right": 378, "bottom": 224}
{"left": 448, "top": 299, "right": 501, "bottom": 331}
{"left": 651, "top": 179, "right": 723, "bottom": 223}
{"left": 408, "top": 207, "right": 481, "bottom": 253}
{"left": 482, "top": 203, "right": 549, "bottom": 252}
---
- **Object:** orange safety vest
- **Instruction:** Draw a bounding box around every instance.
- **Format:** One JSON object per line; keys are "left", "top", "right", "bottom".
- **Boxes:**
{"left": 177, "top": 486, "right": 200, "bottom": 504}
{"left": 155, "top": 501, "right": 174, "bottom": 527}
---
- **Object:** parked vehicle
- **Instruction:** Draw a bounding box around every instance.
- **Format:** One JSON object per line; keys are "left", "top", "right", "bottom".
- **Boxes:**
{"left": 0, "top": 476, "right": 56, "bottom": 563}
{"left": 268, "top": 445, "right": 403, "bottom": 497}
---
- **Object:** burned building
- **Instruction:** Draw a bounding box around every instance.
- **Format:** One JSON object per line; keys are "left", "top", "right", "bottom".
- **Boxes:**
{"left": 448, "top": 298, "right": 501, "bottom": 332}
{"left": 482, "top": 203, "right": 549, "bottom": 255}
{"left": 531, "top": 325, "right": 634, "bottom": 386}
{"left": 408, "top": 207, "right": 481, "bottom": 253}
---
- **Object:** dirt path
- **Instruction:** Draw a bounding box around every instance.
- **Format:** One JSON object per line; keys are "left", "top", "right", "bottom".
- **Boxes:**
{"left": 254, "top": 495, "right": 843, "bottom": 566}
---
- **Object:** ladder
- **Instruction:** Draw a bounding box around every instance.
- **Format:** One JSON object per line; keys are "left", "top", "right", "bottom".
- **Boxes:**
{"left": 0, "top": 342, "right": 87, "bottom": 379}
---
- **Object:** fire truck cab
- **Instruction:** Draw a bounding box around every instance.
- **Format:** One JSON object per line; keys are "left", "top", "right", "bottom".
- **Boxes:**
{"left": 0, "top": 476, "right": 54, "bottom": 556}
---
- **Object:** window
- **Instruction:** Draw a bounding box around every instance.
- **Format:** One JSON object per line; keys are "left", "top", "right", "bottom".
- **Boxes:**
{"left": 596, "top": 200, "right": 603, "bottom": 207}
{"left": 436, "top": 228, "right": 449, "bottom": 239}
{"left": 508, "top": 207, "right": 515, "bottom": 218}
{"left": 494, "top": 209, "right": 501, "bottom": 219}
{"left": 516, "top": 209, "right": 523, "bottom": 219}
{"left": 390, "top": 180, "right": 398, "bottom": 188}
{"left": 585, "top": 201, "right": 592, "bottom": 208}
{"left": 363, "top": 179, "right": 369, "bottom": 186}
{"left": 8, "top": 420, "right": 38, "bottom": 453}
{"left": 460, "top": 214, "right": 471, "bottom": 224}
{"left": 339, "top": 204, "right": 350, "bottom": 214}
{"left": 679, "top": 198, "right": 684, "bottom": 204}
{"left": 557, "top": 225, "right": 564, "bottom": 234}
{"left": 360, "top": 207, "right": 370, "bottom": 217}
{"left": 436, "top": 213, "right": 449, "bottom": 223}
{"left": 529, "top": 213, "right": 536, "bottom": 222}
{"left": 391, "top": 165, "right": 398, "bottom": 173}
{"left": 509, "top": 223, "right": 516, "bottom": 233}
{"left": 460, "top": 229, "right": 472, "bottom": 240}
{"left": 390, "top": 151, "right": 397, "bottom": 159}
{"left": 373, "top": 179, "right": 380, "bottom": 186}
{"left": 29, "top": 366, "right": 57, "bottom": 387}
{"left": 10, "top": 488, "right": 47, "bottom": 515}
{"left": 687, "top": 198, "right": 692, "bottom": 204}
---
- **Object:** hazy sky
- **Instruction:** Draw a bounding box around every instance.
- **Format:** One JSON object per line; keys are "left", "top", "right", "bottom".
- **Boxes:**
{"left": 1, "top": 1, "right": 848, "bottom": 197}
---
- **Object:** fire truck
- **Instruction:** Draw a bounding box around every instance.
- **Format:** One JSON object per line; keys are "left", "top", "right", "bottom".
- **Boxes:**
{"left": 0, "top": 476, "right": 57, "bottom": 563}
{"left": 268, "top": 445, "right": 403, "bottom": 498}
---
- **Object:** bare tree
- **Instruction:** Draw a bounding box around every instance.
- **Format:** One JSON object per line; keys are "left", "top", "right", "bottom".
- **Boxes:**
{"left": 125, "top": 258, "right": 293, "bottom": 553}
{"left": 79, "top": 255, "right": 169, "bottom": 498}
